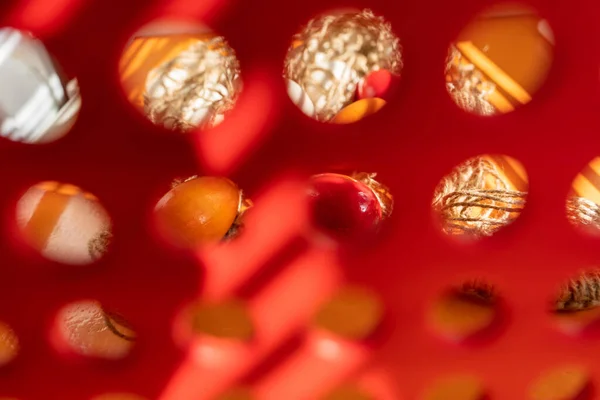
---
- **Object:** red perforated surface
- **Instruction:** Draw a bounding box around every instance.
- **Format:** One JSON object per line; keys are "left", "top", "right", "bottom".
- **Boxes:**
{"left": 0, "top": 0, "right": 599, "bottom": 399}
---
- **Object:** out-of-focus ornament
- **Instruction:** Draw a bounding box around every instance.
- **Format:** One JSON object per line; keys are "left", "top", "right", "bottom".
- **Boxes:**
{"left": 284, "top": 9, "right": 402, "bottom": 122}
{"left": 309, "top": 172, "right": 393, "bottom": 243}
{"left": 0, "top": 322, "right": 18, "bottom": 366}
{"left": 331, "top": 98, "right": 386, "bottom": 124}
{"left": 154, "top": 176, "right": 252, "bottom": 248}
{"left": 286, "top": 79, "right": 315, "bottom": 117}
{"left": 312, "top": 285, "right": 384, "bottom": 340}
{"left": 187, "top": 299, "right": 254, "bottom": 340}
{"left": 555, "top": 270, "right": 600, "bottom": 312}
{"left": 358, "top": 69, "right": 394, "bottom": 100}
{"left": 445, "top": 45, "right": 497, "bottom": 116}
{"left": 144, "top": 36, "right": 242, "bottom": 132}
{"left": 0, "top": 28, "right": 81, "bottom": 143}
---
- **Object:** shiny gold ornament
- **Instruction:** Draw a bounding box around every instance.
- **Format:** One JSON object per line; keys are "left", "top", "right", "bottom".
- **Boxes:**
{"left": 284, "top": 9, "right": 402, "bottom": 122}
{"left": 144, "top": 37, "right": 242, "bottom": 132}
{"left": 446, "top": 45, "right": 497, "bottom": 116}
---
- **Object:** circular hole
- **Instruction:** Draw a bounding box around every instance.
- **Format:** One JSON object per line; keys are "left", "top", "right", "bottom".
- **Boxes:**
{"left": 119, "top": 20, "right": 242, "bottom": 133}
{"left": 323, "top": 385, "right": 373, "bottom": 400}
{"left": 54, "top": 300, "right": 135, "bottom": 360}
{"left": 0, "top": 27, "right": 81, "bottom": 143}
{"left": 154, "top": 176, "right": 251, "bottom": 249}
{"left": 422, "top": 375, "right": 486, "bottom": 400}
{"left": 308, "top": 172, "right": 393, "bottom": 245}
{"left": 552, "top": 269, "right": 600, "bottom": 335}
{"left": 16, "top": 181, "right": 112, "bottom": 265}
{"left": 312, "top": 285, "right": 384, "bottom": 341}
{"left": 284, "top": 9, "right": 402, "bottom": 123}
{"left": 0, "top": 322, "right": 19, "bottom": 366}
{"left": 92, "top": 395, "right": 147, "bottom": 400}
{"left": 178, "top": 298, "right": 254, "bottom": 342}
{"left": 566, "top": 157, "right": 600, "bottom": 236}
{"left": 432, "top": 155, "right": 528, "bottom": 240}
{"left": 216, "top": 388, "right": 255, "bottom": 400}
{"left": 529, "top": 366, "right": 591, "bottom": 400}
{"left": 428, "top": 280, "right": 500, "bottom": 342}
{"left": 446, "top": 4, "right": 553, "bottom": 116}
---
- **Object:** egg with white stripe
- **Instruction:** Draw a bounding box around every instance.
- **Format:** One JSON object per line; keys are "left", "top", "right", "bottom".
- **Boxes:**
{"left": 286, "top": 79, "right": 315, "bottom": 118}
{"left": 16, "top": 182, "right": 111, "bottom": 265}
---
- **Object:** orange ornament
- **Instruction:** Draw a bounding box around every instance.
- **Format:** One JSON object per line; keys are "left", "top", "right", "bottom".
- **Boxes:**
{"left": 331, "top": 98, "right": 386, "bottom": 124}
{"left": 154, "top": 176, "right": 249, "bottom": 248}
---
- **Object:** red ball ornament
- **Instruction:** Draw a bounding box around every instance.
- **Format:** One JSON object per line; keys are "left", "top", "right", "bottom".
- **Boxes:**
{"left": 308, "top": 173, "right": 393, "bottom": 244}
{"left": 358, "top": 69, "right": 396, "bottom": 100}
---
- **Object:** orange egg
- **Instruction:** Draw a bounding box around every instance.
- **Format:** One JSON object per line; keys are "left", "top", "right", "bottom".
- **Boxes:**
{"left": 331, "top": 98, "right": 386, "bottom": 124}
{"left": 154, "top": 176, "right": 242, "bottom": 248}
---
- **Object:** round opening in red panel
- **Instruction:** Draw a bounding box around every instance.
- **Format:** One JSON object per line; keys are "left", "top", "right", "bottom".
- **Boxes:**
{"left": 283, "top": 8, "right": 402, "bottom": 124}
{"left": 0, "top": 321, "right": 19, "bottom": 367}
{"left": 566, "top": 157, "right": 600, "bottom": 237}
{"left": 446, "top": 3, "right": 554, "bottom": 116}
{"left": 154, "top": 175, "right": 252, "bottom": 249}
{"left": 312, "top": 285, "right": 384, "bottom": 341}
{"left": 92, "top": 394, "right": 148, "bottom": 400}
{"left": 215, "top": 387, "right": 255, "bottom": 400}
{"left": 428, "top": 280, "right": 503, "bottom": 343}
{"left": 432, "top": 154, "right": 528, "bottom": 241}
{"left": 15, "top": 181, "right": 112, "bottom": 265}
{"left": 323, "top": 385, "right": 374, "bottom": 400}
{"left": 529, "top": 365, "right": 591, "bottom": 400}
{"left": 552, "top": 268, "right": 600, "bottom": 336}
{"left": 53, "top": 300, "right": 135, "bottom": 360}
{"left": 175, "top": 298, "right": 254, "bottom": 344}
{"left": 422, "top": 375, "right": 487, "bottom": 400}
{"left": 119, "top": 20, "right": 242, "bottom": 133}
{"left": 0, "top": 27, "right": 81, "bottom": 143}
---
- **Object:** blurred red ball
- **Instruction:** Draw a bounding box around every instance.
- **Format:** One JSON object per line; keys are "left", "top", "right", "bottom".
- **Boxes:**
{"left": 358, "top": 69, "right": 396, "bottom": 100}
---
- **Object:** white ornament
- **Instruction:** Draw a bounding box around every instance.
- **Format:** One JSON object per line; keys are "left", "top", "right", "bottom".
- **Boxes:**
{"left": 286, "top": 79, "right": 315, "bottom": 118}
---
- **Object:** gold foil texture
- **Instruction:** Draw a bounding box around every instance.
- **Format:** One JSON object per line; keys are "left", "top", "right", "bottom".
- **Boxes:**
{"left": 284, "top": 9, "right": 402, "bottom": 122}
{"left": 144, "top": 37, "right": 242, "bottom": 132}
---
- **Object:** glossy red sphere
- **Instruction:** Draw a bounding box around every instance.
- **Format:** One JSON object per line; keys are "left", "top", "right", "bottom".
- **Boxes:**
{"left": 308, "top": 174, "right": 383, "bottom": 243}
